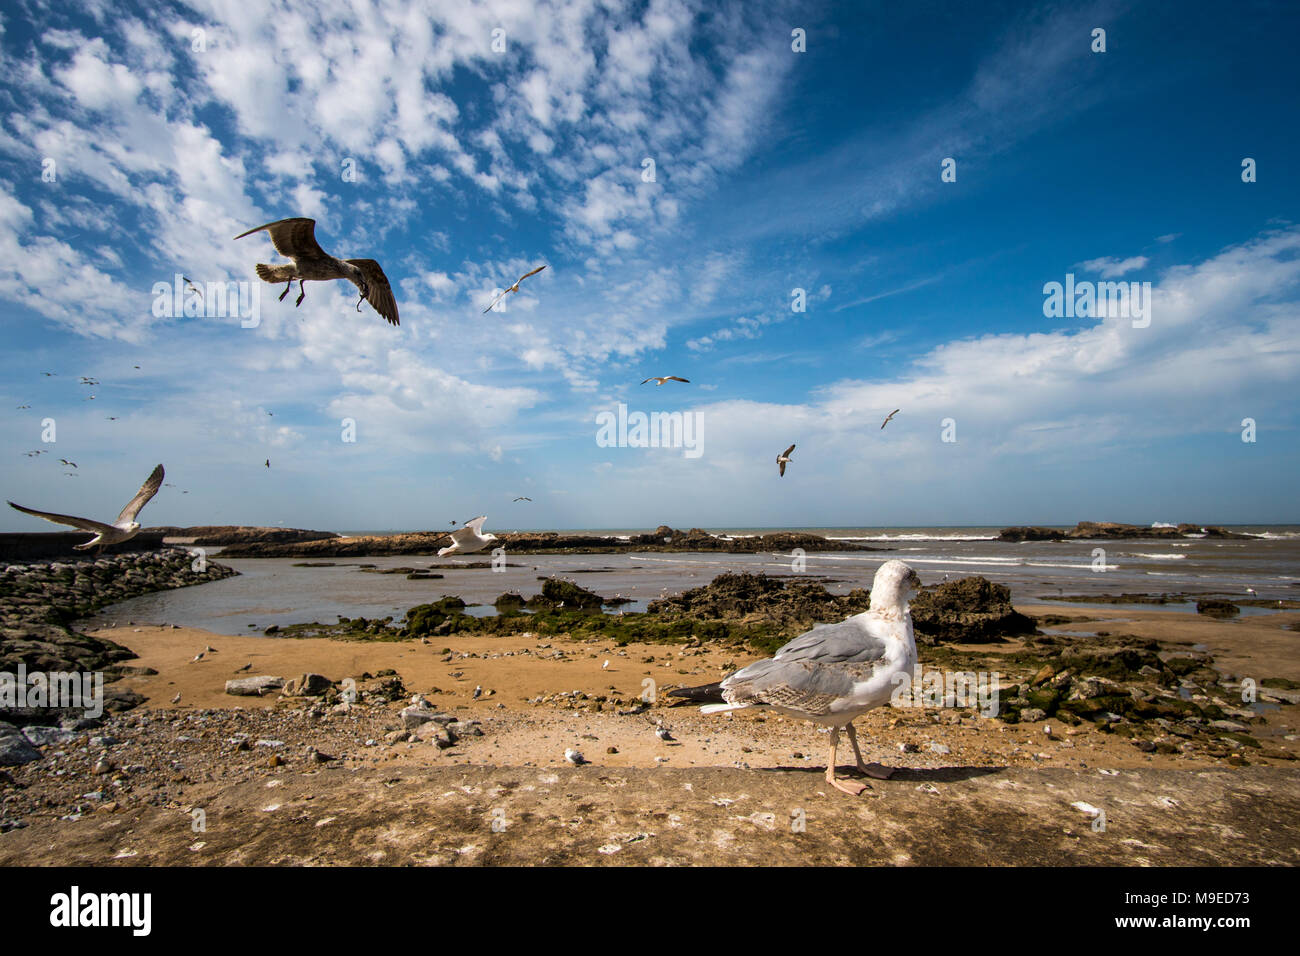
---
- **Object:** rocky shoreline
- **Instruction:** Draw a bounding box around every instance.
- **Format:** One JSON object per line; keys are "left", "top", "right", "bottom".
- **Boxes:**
{"left": 0, "top": 550, "right": 240, "bottom": 733}
{"left": 217, "top": 525, "right": 881, "bottom": 558}
{"left": 997, "top": 521, "right": 1254, "bottom": 542}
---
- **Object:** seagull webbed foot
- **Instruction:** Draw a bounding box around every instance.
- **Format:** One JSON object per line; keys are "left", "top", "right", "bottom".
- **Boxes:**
{"left": 295, "top": 281, "right": 306, "bottom": 308}
{"left": 858, "top": 762, "right": 895, "bottom": 780}
{"left": 279, "top": 281, "right": 291, "bottom": 302}
{"left": 826, "top": 770, "right": 870, "bottom": 796}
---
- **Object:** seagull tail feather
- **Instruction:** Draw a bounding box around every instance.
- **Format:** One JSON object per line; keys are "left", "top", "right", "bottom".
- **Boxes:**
{"left": 255, "top": 263, "right": 296, "bottom": 283}
{"left": 665, "top": 681, "right": 726, "bottom": 706}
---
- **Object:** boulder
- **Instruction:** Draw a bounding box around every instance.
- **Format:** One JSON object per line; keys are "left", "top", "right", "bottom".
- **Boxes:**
{"left": 224, "top": 676, "right": 284, "bottom": 696}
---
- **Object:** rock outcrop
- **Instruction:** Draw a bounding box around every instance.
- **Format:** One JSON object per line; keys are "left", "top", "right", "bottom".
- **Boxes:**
{"left": 998, "top": 522, "right": 1253, "bottom": 542}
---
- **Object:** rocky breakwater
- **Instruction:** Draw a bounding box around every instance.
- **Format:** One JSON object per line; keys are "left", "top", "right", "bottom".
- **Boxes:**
{"left": 217, "top": 524, "right": 880, "bottom": 558}
{"left": 998, "top": 521, "right": 1253, "bottom": 542}
{"left": 148, "top": 525, "right": 340, "bottom": 547}
{"left": 0, "top": 550, "right": 239, "bottom": 753}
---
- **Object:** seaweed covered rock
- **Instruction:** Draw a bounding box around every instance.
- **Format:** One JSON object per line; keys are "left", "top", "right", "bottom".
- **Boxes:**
{"left": 910, "top": 576, "right": 1037, "bottom": 644}
{"left": 526, "top": 578, "right": 605, "bottom": 611}
{"left": 647, "top": 573, "right": 870, "bottom": 631}
{"left": 1196, "top": 599, "right": 1240, "bottom": 619}
{"left": 400, "top": 597, "right": 475, "bottom": 637}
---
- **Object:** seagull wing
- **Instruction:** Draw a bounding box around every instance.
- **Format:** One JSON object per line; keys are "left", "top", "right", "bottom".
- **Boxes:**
{"left": 640, "top": 378, "right": 655, "bottom": 385}
{"left": 782, "top": 444, "right": 796, "bottom": 458}
{"left": 233, "top": 217, "right": 327, "bottom": 260}
{"left": 719, "top": 658, "right": 858, "bottom": 717}
{"left": 667, "top": 376, "right": 690, "bottom": 383}
{"left": 483, "top": 288, "right": 509, "bottom": 313}
{"left": 779, "top": 459, "right": 787, "bottom": 477}
{"left": 346, "top": 259, "right": 400, "bottom": 326}
{"left": 772, "top": 615, "right": 891, "bottom": 665}
{"left": 462, "top": 515, "right": 488, "bottom": 534}
{"left": 114, "top": 463, "right": 165, "bottom": 524}
{"left": 8, "top": 501, "right": 116, "bottom": 535}
{"left": 517, "top": 264, "right": 547, "bottom": 283}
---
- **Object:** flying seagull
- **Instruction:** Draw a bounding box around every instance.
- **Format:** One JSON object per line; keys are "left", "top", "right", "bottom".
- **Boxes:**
{"left": 265, "top": 459, "right": 270, "bottom": 468}
{"left": 16, "top": 404, "right": 30, "bottom": 410}
{"left": 182, "top": 276, "right": 203, "bottom": 301}
{"left": 7, "top": 463, "right": 165, "bottom": 553}
{"left": 79, "top": 377, "right": 98, "bottom": 386}
{"left": 668, "top": 560, "right": 922, "bottom": 796}
{"left": 776, "top": 443, "right": 796, "bottom": 477}
{"left": 234, "top": 217, "right": 399, "bottom": 325}
{"left": 880, "top": 409, "right": 900, "bottom": 429}
{"left": 512, "top": 496, "right": 532, "bottom": 502}
{"left": 483, "top": 265, "right": 546, "bottom": 313}
{"left": 640, "top": 376, "right": 690, "bottom": 386}
{"left": 438, "top": 516, "right": 498, "bottom": 557}
{"left": 58, "top": 459, "right": 77, "bottom": 468}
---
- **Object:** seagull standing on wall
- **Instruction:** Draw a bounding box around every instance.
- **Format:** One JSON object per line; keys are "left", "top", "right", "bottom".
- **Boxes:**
{"left": 234, "top": 217, "right": 400, "bottom": 325}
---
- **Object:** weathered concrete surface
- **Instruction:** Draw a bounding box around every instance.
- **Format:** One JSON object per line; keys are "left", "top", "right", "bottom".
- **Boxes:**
{"left": 3, "top": 765, "right": 1296, "bottom": 865}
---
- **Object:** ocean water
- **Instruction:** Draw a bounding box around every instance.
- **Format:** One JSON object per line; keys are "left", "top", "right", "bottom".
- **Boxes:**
{"left": 81, "top": 526, "right": 1300, "bottom": 637}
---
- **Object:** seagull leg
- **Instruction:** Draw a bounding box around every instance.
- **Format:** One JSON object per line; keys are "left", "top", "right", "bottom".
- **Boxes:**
{"left": 295, "top": 280, "right": 306, "bottom": 307}
{"left": 825, "top": 727, "right": 868, "bottom": 796}
{"left": 279, "top": 281, "right": 292, "bottom": 302}
{"left": 846, "top": 723, "right": 894, "bottom": 780}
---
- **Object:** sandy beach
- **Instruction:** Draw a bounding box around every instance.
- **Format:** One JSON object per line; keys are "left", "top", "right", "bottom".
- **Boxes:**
{"left": 3, "top": 593, "right": 1298, "bottom": 865}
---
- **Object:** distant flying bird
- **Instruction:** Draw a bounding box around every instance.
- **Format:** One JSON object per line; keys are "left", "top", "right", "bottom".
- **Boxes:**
{"left": 16, "top": 404, "right": 30, "bottom": 410}
{"left": 438, "top": 516, "right": 498, "bottom": 557}
{"left": 182, "top": 276, "right": 203, "bottom": 301}
{"left": 41, "top": 371, "right": 55, "bottom": 377}
{"left": 106, "top": 416, "right": 119, "bottom": 421}
{"left": 880, "top": 409, "right": 900, "bottom": 429}
{"left": 641, "top": 376, "right": 689, "bottom": 386}
{"left": 234, "top": 217, "right": 400, "bottom": 325}
{"left": 58, "top": 459, "right": 76, "bottom": 468}
{"left": 483, "top": 265, "right": 546, "bottom": 313}
{"left": 79, "top": 377, "right": 98, "bottom": 385}
{"left": 513, "top": 496, "right": 532, "bottom": 502}
{"left": 24, "top": 450, "right": 46, "bottom": 457}
{"left": 776, "top": 443, "right": 796, "bottom": 477}
{"left": 7, "top": 463, "right": 164, "bottom": 553}
{"left": 265, "top": 459, "right": 270, "bottom": 468}
{"left": 83, "top": 395, "right": 95, "bottom": 401}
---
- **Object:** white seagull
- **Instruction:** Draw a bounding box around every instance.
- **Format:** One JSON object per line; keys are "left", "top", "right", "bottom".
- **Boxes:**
{"left": 640, "top": 376, "right": 690, "bottom": 386}
{"left": 7, "top": 463, "right": 164, "bottom": 553}
{"left": 668, "top": 560, "right": 922, "bottom": 796}
{"left": 483, "top": 265, "right": 546, "bottom": 313}
{"left": 437, "top": 516, "right": 498, "bottom": 557}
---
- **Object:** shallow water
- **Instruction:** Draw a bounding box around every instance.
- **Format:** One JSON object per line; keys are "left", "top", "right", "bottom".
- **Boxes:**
{"left": 79, "top": 527, "right": 1300, "bottom": 637}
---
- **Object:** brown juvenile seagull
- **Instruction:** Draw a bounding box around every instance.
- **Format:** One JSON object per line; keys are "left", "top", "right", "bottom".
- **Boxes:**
{"left": 8, "top": 463, "right": 164, "bottom": 553}
{"left": 776, "top": 443, "right": 796, "bottom": 477}
{"left": 483, "top": 265, "right": 546, "bottom": 313}
{"left": 234, "top": 217, "right": 399, "bottom": 325}
{"left": 640, "top": 376, "right": 690, "bottom": 386}
{"left": 880, "top": 408, "right": 900, "bottom": 429}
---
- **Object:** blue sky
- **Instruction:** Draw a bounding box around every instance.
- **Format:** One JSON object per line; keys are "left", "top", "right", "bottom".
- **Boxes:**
{"left": 0, "top": 0, "right": 1297, "bottom": 531}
